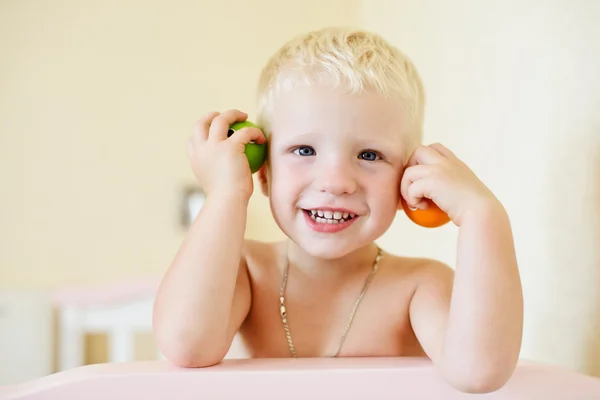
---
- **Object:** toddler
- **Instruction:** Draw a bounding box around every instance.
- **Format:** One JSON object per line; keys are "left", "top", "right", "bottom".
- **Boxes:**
{"left": 153, "top": 26, "right": 524, "bottom": 394}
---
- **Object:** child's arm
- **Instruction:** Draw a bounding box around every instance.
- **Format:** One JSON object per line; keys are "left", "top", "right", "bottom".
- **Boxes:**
{"left": 152, "top": 110, "right": 265, "bottom": 367}
{"left": 153, "top": 193, "right": 250, "bottom": 367}
{"left": 402, "top": 144, "right": 523, "bottom": 393}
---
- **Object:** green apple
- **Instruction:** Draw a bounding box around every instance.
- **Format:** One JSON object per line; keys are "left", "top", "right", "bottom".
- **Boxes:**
{"left": 228, "top": 120, "right": 267, "bottom": 173}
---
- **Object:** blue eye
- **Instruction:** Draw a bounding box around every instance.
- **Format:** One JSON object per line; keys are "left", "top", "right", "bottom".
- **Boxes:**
{"left": 359, "top": 150, "right": 380, "bottom": 161}
{"left": 293, "top": 146, "right": 315, "bottom": 156}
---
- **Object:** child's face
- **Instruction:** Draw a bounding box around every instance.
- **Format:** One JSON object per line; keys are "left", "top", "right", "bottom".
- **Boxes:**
{"left": 260, "top": 84, "right": 409, "bottom": 258}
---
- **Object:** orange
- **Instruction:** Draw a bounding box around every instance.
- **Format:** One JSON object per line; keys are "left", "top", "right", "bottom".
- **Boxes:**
{"left": 400, "top": 197, "right": 451, "bottom": 228}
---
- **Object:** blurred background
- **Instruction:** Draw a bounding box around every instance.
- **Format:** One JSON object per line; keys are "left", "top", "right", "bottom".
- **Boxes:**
{"left": 1, "top": 0, "right": 599, "bottom": 387}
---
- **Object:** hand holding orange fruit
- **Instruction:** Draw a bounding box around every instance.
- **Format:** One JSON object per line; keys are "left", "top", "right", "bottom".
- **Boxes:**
{"left": 400, "top": 197, "right": 450, "bottom": 228}
{"left": 400, "top": 143, "right": 499, "bottom": 228}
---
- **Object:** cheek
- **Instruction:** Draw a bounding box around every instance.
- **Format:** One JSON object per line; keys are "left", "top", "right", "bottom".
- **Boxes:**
{"left": 367, "top": 170, "right": 402, "bottom": 210}
{"left": 268, "top": 157, "right": 306, "bottom": 200}
{"left": 375, "top": 183, "right": 400, "bottom": 207}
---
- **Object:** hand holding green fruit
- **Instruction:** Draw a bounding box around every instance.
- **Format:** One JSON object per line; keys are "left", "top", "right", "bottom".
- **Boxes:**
{"left": 187, "top": 110, "right": 267, "bottom": 201}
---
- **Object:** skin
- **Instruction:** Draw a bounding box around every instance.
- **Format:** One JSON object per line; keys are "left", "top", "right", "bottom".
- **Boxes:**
{"left": 153, "top": 84, "right": 524, "bottom": 394}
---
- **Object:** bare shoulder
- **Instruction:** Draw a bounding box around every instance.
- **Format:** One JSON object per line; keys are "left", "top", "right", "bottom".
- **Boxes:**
{"left": 382, "top": 253, "right": 455, "bottom": 363}
{"left": 240, "top": 239, "right": 281, "bottom": 264}
{"left": 240, "top": 239, "right": 285, "bottom": 280}
{"left": 380, "top": 250, "right": 454, "bottom": 291}
{"left": 380, "top": 251, "right": 455, "bottom": 348}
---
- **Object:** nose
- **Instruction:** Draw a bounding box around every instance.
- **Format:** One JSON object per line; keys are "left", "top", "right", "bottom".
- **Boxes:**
{"left": 313, "top": 160, "right": 357, "bottom": 196}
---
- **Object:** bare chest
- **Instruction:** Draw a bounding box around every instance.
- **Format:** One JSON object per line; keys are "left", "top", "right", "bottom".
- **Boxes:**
{"left": 238, "top": 272, "right": 426, "bottom": 359}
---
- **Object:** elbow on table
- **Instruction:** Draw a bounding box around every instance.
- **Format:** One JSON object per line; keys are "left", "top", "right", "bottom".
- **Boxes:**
{"left": 158, "top": 338, "right": 228, "bottom": 368}
{"left": 154, "top": 327, "right": 228, "bottom": 368}
{"left": 163, "top": 348, "right": 225, "bottom": 368}
{"left": 441, "top": 361, "right": 518, "bottom": 394}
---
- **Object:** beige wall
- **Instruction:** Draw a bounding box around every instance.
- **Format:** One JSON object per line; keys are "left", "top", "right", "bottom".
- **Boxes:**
{"left": 360, "top": 0, "right": 600, "bottom": 376}
{"left": 2, "top": 0, "right": 600, "bottom": 378}
{"left": 0, "top": 0, "right": 355, "bottom": 289}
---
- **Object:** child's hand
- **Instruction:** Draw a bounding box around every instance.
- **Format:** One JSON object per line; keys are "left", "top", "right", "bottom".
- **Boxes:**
{"left": 187, "top": 109, "right": 266, "bottom": 201}
{"left": 400, "top": 143, "right": 500, "bottom": 226}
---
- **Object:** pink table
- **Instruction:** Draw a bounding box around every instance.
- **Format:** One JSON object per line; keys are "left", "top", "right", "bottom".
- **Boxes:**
{"left": 2, "top": 357, "right": 600, "bottom": 399}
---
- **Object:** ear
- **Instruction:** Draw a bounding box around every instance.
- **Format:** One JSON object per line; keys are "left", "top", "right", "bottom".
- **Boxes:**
{"left": 397, "top": 167, "right": 407, "bottom": 212}
{"left": 257, "top": 163, "right": 269, "bottom": 196}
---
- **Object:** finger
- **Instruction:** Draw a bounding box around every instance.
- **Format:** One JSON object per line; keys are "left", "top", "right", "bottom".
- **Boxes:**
{"left": 208, "top": 109, "right": 249, "bottom": 141}
{"left": 229, "top": 127, "right": 267, "bottom": 146}
{"left": 405, "top": 145, "right": 446, "bottom": 168}
{"left": 193, "top": 111, "right": 221, "bottom": 142}
{"left": 400, "top": 164, "right": 431, "bottom": 205}
{"left": 405, "top": 178, "right": 432, "bottom": 210}
{"left": 428, "top": 142, "right": 457, "bottom": 159}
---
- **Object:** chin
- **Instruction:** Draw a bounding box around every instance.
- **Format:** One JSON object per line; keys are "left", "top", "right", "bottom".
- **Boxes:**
{"left": 293, "top": 238, "right": 361, "bottom": 259}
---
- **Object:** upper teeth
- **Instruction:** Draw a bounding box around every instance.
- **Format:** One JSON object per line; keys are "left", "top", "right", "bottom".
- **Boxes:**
{"left": 309, "top": 209, "right": 355, "bottom": 222}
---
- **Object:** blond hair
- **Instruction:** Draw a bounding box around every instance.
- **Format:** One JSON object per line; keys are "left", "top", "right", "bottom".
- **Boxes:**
{"left": 255, "top": 26, "right": 425, "bottom": 149}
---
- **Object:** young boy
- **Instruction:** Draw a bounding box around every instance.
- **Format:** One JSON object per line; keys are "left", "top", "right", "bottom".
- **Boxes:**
{"left": 153, "top": 27, "right": 524, "bottom": 394}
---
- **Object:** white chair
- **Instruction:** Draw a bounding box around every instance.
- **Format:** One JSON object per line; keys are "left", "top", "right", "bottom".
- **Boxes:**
{"left": 53, "top": 277, "right": 162, "bottom": 371}
{"left": 53, "top": 277, "right": 248, "bottom": 371}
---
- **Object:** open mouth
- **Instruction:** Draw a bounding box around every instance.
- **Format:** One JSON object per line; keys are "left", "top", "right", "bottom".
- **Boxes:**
{"left": 303, "top": 209, "right": 357, "bottom": 224}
